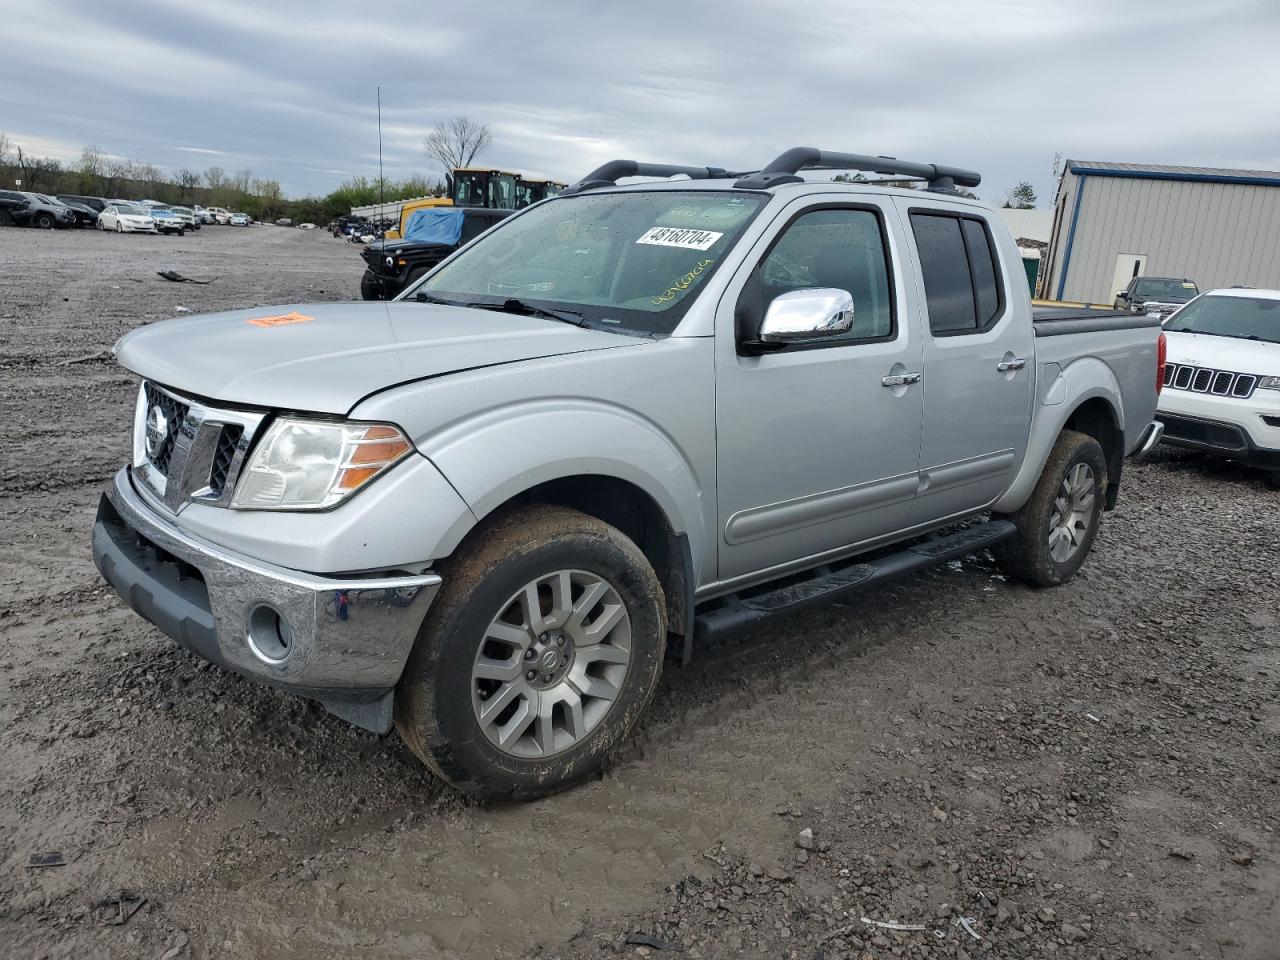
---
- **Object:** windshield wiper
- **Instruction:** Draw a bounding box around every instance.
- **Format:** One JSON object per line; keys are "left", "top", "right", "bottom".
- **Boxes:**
{"left": 472, "top": 298, "right": 592, "bottom": 328}
{"left": 413, "top": 291, "right": 460, "bottom": 305}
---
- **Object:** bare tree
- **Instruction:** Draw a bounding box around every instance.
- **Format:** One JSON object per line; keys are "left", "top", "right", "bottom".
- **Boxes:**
{"left": 0, "top": 132, "right": 12, "bottom": 169}
{"left": 423, "top": 116, "right": 492, "bottom": 174}
{"left": 103, "top": 158, "right": 134, "bottom": 198}
{"left": 176, "top": 169, "right": 201, "bottom": 201}
{"left": 204, "top": 165, "right": 226, "bottom": 190}
{"left": 14, "top": 146, "right": 62, "bottom": 192}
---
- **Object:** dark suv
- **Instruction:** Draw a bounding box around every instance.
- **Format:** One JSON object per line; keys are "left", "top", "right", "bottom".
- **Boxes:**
{"left": 0, "top": 191, "right": 77, "bottom": 229}
{"left": 57, "top": 195, "right": 107, "bottom": 227}
{"left": 1114, "top": 276, "right": 1199, "bottom": 318}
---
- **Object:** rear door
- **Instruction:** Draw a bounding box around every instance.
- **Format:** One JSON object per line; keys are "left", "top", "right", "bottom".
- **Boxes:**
{"left": 714, "top": 197, "right": 924, "bottom": 582}
{"left": 899, "top": 201, "right": 1034, "bottom": 523}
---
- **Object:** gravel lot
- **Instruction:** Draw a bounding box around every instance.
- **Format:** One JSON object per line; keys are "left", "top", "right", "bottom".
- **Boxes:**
{"left": 2, "top": 225, "right": 1279, "bottom": 960}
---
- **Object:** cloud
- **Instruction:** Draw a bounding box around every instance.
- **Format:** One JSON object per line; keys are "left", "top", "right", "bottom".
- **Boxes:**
{"left": 2, "top": 0, "right": 1278, "bottom": 202}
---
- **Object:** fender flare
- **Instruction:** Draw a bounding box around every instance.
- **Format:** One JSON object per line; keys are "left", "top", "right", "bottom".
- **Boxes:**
{"left": 417, "top": 398, "right": 708, "bottom": 565}
{"left": 993, "top": 356, "right": 1124, "bottom": 514}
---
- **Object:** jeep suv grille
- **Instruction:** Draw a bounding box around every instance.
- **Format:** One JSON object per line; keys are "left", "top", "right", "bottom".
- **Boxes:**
{"left": 1162, "top": 363, "right": 1258, "bottom": 399}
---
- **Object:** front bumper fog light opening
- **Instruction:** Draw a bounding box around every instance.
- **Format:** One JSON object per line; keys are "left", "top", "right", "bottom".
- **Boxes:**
{"left": 246, "top": 604, "right": 294, "bottom": 664}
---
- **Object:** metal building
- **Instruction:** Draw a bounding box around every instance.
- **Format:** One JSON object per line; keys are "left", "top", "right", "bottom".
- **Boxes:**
{"left": 1040, "top": 160, "right": 1280, "bottom": 304}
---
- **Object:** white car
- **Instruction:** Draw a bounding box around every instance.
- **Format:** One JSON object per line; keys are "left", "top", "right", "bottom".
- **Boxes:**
{"left": 229, "top": 212, "right": 250, "bottom": 226}
{"left": 1158, "top": 287, "right": 1280, "bottom": 488}
{"left": 208, "top": 207, "right": 232, "bottom": 225}
{"left": 98, "top": 202, "right": 157, "bottom": 234}
{"left": 193, "top": 205, "right": 215, "bottom": 224}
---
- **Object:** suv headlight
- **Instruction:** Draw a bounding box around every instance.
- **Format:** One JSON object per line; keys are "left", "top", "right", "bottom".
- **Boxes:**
{"left": 1258, "top": 376, "right": 1280, "bottom": 391}
{"left": 231, "top": 417, "right": 413, "bottom": 510}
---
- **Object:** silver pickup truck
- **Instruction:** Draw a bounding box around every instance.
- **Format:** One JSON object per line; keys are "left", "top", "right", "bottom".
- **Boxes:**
{"left": 93, "top": 147, "right": 1166, "bottom": 800}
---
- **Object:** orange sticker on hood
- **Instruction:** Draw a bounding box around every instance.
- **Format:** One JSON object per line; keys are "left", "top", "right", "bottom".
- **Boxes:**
{"left": 246, "top": 310, "right": 314, "bottom": 328}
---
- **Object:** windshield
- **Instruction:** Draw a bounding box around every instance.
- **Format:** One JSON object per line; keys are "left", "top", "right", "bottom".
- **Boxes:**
{"left": 1165, "top": 294, "right": 1280, "bottom": 343}
{"left": 1133, "top": 278, "right": 1197, "bottom": 301}
{"left": 115, "top": 203, "right": 144, "bottom": 215}
{"left": 416, "top": 190, "right": 766, "bottom": 335}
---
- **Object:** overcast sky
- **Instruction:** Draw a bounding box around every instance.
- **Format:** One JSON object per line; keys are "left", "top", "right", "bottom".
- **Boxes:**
{"left": 4, "top": 0, "right": 1279, "bottom": 205}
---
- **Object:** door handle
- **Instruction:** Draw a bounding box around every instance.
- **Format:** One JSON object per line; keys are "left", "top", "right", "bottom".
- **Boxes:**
{"left": 881, "top": 372, "right": 921, "bottom": 387}
{"left": 996, "top": 357, "right": 1027, "bottom": 372}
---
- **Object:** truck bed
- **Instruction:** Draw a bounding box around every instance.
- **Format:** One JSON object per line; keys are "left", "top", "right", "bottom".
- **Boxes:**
{"left": 1032, "top": 305, "right": 1163, "bottom": 337}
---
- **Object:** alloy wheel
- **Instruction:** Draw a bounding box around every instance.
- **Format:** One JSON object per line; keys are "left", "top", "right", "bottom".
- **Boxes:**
{"left": 1048, "top": 462, "right": 1096, "bottom": 563}
{"left": 471, "top": 569, "right": 631, "bottom": 759}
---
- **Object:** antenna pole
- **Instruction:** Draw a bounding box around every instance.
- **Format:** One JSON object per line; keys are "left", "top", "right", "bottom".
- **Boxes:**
{"left": 377, "top": 85, "right": 385, "bottom": 237}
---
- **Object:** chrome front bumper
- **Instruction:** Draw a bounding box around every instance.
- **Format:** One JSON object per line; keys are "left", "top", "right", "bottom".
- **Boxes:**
{"left": 92, "top": 467, "right": 441, "bottom": 732}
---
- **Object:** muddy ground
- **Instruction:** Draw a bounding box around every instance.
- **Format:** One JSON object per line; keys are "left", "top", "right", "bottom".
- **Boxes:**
{"left": 1, "top": 224, "right": 1278, "bottom": 960}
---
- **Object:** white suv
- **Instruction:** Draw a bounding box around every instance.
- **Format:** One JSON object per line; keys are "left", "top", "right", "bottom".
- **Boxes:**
{"left": 1158, "top": 288, "right": 1280, "bottom": 488}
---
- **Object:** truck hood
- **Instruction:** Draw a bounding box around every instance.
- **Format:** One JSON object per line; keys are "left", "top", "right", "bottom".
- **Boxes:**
{"left": 1164, "top": 330, "right": 1280, "bottom": 373}
{"left": 114, "top": 301, "right": 638, "bottom": 414}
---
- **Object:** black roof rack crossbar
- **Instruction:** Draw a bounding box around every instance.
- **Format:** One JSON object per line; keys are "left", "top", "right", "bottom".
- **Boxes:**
{"left": 734, "top": 147, "right": 981, "bottom": 193}
{"left": 561, "top": 160, "right": 743, "bottom": 195}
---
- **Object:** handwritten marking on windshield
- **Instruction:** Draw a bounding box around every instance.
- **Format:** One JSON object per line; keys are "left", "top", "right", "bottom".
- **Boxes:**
{"left": 651, "top": 259, "right": 715, "bottom": 305}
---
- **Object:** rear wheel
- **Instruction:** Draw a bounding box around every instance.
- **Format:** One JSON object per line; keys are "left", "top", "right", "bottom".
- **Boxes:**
{"left": 395, "top": 505, "right": 667, "bottom": 801}
{"left": 1265, "top": 471, "right": 1280, "bottom": 491}
{"left": 992, "top": 430, "right": 1107, "bottom": 587}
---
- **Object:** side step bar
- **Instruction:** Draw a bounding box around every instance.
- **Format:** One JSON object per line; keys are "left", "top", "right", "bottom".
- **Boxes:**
{"left": 691, "top": 519, "right": 1016, "bottom": 647}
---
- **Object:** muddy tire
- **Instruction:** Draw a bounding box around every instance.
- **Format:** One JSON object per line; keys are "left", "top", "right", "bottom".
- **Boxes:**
{"left": 395, "top": 505, "right": 667, "bottom": 801}
{"left": 992, "top": 430, "right": 1107, "bottom": 588}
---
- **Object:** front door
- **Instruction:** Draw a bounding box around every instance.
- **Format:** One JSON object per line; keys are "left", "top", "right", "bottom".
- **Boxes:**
{"left": 714, "top": 200, "right": 925, "bottom": 583}
{"left": 902, "top": 203, "right": 1034, "bottom": 523}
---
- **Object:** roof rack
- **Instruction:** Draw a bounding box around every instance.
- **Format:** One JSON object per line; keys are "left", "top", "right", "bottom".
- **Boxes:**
{"left": 560, "top": 160, "right": 749, "bottom": 196}
{"left": 734, "top": 147, "right": 981, "bottom": 193}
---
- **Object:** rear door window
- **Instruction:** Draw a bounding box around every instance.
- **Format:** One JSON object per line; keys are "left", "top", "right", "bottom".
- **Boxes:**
{"left": 910, "top": 212, "right": 1004, "bottom": 336}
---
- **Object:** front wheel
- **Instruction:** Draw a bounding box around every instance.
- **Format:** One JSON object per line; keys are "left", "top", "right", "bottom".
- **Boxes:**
{"left": 35, "top": 213, "right": 54, "bottom": 229}
{"left": 395, "top": 505, "right": 667, "bottom": 801}
{"left": 116, "top": 222, "right": 123, "bottom": 233}
{"left": 992, "top": 430, "right": 1107, "bottom": 587}
{"left": 1265, "top": 471, "right": 1280, "bottom": 491}
{"left": 359, "top": 269, "right": 384, "bottom": 301}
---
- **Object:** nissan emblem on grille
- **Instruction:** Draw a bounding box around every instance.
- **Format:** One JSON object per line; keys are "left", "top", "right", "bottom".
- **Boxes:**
{"left": 145, "top": 405, "right": 170, "bottom": 459}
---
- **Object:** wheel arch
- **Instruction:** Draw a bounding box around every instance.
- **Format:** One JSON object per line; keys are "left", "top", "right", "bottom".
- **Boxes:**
{"left": 995, "top": 356, "right": 1125, "bottom": 514}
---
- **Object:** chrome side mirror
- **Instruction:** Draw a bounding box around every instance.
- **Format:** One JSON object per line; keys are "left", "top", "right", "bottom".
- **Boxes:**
{"left": 758, "top": 288, "right": 855, "bottom": 345}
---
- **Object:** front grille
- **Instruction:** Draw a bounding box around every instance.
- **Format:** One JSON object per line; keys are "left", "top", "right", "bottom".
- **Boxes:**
{"left": 1163, "top": 363, "right": 1258, "bottom": 400}
{"left": 143, "top": 382, "right": 189, "bottom": 475}
{"left": 209, "top": 425, "right": 243, "bottom": 496}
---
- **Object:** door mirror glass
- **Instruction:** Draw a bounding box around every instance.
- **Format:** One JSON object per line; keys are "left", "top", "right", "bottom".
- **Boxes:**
{"left": 759, "top": 288, "right": 854, "bottom": 344}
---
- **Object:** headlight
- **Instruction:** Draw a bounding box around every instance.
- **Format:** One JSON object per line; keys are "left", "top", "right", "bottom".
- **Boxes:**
{"left": 1258, "top": 376, "right": 1280, "bottom": 391}
{"left": 231, "top": 417, "right": 413, "bottom": 510}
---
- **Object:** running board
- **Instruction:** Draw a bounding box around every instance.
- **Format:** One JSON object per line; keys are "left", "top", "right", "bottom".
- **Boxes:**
{"left": 692, "top": 519, "right": 1016, "bottom": 645}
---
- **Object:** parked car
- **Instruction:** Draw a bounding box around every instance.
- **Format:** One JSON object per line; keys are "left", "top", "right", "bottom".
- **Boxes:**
{"left": 98, "top": 202, "right": 157, "bottom": 233}
{"left": 168, "top": 206, "right": 200, "bottom": 230}
{"left": 1114, "top": 276, "right": 1199, "bottom": 318}
{"left": 0, "top": 190, "right": 28, "bottom": 225}
{"left": 1157, "top": 287, "right": 1280, "bottom": 487}
{"left": 193, "top": 205, "right": 215, "bottom": 224}
{"left": 92, "top": 147, "right": 1163, "bottom": 800}
{"left": 149, "top": 208, "right": 186, "bottom": 235}
{"left": 56, "top": 195, "right": 106, "bottom": 227}
{"left": 275, "top": 217, "right": 293, "bottom": 226}
{"left": 0, "top": 191, "right": 76, "bottom": 229}
{"left": 230, "top": 212, "right": 250, "bottom": 226}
